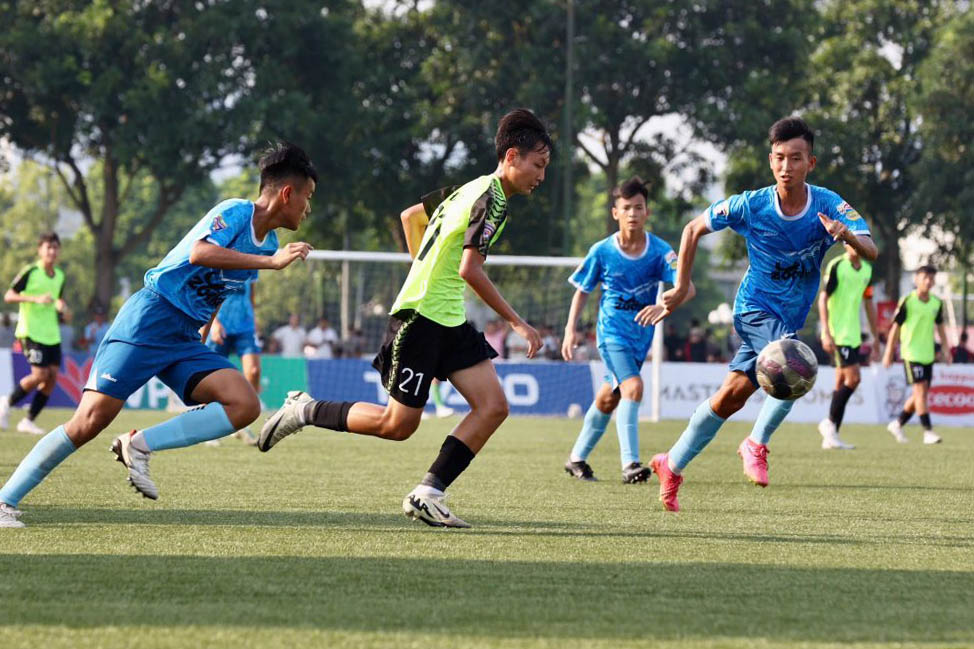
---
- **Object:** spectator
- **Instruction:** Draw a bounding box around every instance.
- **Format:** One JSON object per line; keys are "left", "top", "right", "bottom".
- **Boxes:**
{"left": 952, "top": 332, "right": 972, "bottom": 364}
{"left": 685, "top": 318, "right": 707, "bottom": 362}
{"left": 81, "top": 306, "right": 110, "bottom": 352}
{"left": 343, "top": 328, "right": 366, "bottom": 358}
{"left": 663, "top": 323, "right": 685, "bottom": 361}
{"left": 484, "top": 319, "right": 508, "bottom": 359}
{"left": 860, "top": 332, "right": 874, "bottom": 367}
{"left": 541, "top": 325, "right": 561, "bottom": 360}
{"left": 272, "top": 313, "right": 306, "bottom": 357}
{"left": 571, "top": 326, "right": 594, "bottom": 362}
{"left": 306, "top": 316, "right": 339, "bottom": 358}
{"left": 0, "top": 313, "right": 14, "bottom": 348}
{"left": 58, "top": 312, "right": 76, "bottom": 353}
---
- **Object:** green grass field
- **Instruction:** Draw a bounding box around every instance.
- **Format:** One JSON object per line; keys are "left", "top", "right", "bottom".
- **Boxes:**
{"left": 1, "top": 408, "right": 972, "bottom": 649}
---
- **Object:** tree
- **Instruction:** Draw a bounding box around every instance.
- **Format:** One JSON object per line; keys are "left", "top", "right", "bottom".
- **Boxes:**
{"left": 0, "top": 1, "right": 261, "bottom": 310}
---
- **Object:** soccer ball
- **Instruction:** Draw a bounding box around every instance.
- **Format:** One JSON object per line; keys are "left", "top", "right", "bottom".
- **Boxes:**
{"left": 756, "top": 338, "right": 818, "bottom": 400}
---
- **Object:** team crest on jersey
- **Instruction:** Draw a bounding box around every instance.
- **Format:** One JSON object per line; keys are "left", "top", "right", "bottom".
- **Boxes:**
{"left": 211, "top": 214, "right": 228, "bottom": 231}
{"left": 665, "top": 250, "right": 678, "bottom": 270}
{"left": 837, "top": 202, "right": 862, "bottom": 221}
{"left": 482, "top": 221, "right": 497, "bottom": 243}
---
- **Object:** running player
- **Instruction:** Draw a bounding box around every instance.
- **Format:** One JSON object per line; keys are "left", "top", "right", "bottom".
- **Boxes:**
{"left": 883, "top": 265, "right": 950, "bottom": 445}
{"left": 649, "top": 117, "right": 877, "bottom": 512}
{"left": 257, "top": 109, "right": 550, "bottom": 528}
{"left": 562, "top": 177, "right": 692, "bottom": 483}
{"left": 0, "top": 142, "right": 316, "bottom": 528}
{"left": 0, "top": 232, "right": 70, "bottom": 435}
{"left": 817, "top": 242, "right": 881, "bottom": 449}
{"left": 206, "top": 278, "right": 262, "bottom": 444}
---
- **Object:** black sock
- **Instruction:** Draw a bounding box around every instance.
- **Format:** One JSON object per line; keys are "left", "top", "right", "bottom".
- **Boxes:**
{"left": 919, "top": 413, "right": 932, "bottom": 430}
{"left": 9, "top": 384, "right": 29, "bottom": 406}
{"left": 829, "top": 385, "right": 856, "bottom": 429}
{"left": 421, "top": 436, "right": 475, "bottom": 491}
{"left": 28, "top": 392, "right": 49, "bottom": 420}
{"left": 303, "top": 400, "right": 354, "bottom": 432}
{"left": 898, "top": 410, "right": 913, "bottom": 426}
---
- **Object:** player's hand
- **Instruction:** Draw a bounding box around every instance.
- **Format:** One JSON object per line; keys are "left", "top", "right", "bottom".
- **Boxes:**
{"left": 882, "top": 354, "right": 893, "bottom": 369}
{"left": 34, "top": 293, "right": 53, "bottom": 305}
{"left": 818, "top": 212, "right": 850, "bottom": 242}
{"left": 635, "top": 304, "right": 665, "bottom": 327}
{"left": 870, "top": 344, "right": 881, "bottom": 362}
{"left": 820, "top": 333, "right": 835, "bottom": 354}
{"left": 512, "top": 320, "right": 542, "bottom": 359}
{"left": 561, "top": 328, "right": 578, "bottom": 361}
{"left": 270, "top": 242, "right": 313, "bottom": 270}
{"left": 654, "top": 285, "right": 688, "bottom": 324}
{"left": 943, "top": 350, "right": 953, "bottom": 365}
{"left": 210, "top": 320, "right": 226, "bottom": 345}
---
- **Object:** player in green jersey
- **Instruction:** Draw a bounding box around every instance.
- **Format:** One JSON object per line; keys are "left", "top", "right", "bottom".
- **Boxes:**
{"left": 258, "top": 109, "right": 551, "bottom": 528}
{"left": 817, "top": 243, "right": 880, "bottom": 449}
{"left": 883, "top": 265, "right": 951, "bottom": 444}
{"left": 0, "top": 232, "right": 70, "bottom": 435}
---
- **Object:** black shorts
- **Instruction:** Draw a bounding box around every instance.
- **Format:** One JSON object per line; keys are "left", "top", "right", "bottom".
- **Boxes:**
{"left": 372, "top": 310, "right": 498, "bottom": 408}
{"left": 834, "top": 345, "right": 862, "bottom": 368}
{"left": 21, "top": 338, "right": 61, "bottom": 368}
{"left": 904, "top": 360, "right": 934, "bottom": 385}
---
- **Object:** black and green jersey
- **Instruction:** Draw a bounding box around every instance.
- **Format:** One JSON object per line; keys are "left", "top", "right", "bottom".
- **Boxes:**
{"left": 823, "top": 255, "right": 873, "bottom": 346}
{"left": 10, "top": 262, "right": 66, "bottom": 345}
{"left": 391, "top": 175, "right": 508, "bottom": 327}
{"left": 893, "top": 291, "right": 943, "bottom": 364}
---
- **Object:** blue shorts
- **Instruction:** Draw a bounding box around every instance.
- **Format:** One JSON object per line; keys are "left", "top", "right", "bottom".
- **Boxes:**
{"left": 598, "top": 342, "right": 644, "bottom": 388}
{"left": 728, "top": 311, "right": 797, "bottom": 387}
{"left": 206, "top": 331, "right": 261, "bottom": 357}
{"left": 85, "top": 289, "right": 235, "bottom": 405}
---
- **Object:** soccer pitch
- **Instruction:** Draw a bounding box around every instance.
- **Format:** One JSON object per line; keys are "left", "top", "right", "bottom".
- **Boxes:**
{"left": 1, "top": 409, "right": 972, "bottom": 649}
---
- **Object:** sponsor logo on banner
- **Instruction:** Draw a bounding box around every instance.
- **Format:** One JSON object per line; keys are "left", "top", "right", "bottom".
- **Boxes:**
{"left": 928, "top": 385, "right": 974, "bottom": 415}
{"left": 57, "top": 356, "right": 94, "bottom": 404}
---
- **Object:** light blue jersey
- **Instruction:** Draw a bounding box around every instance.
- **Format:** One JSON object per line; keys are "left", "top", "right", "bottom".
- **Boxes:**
{"left": 706, "top": 184, "right": 870, "bottom": 331}
{"left": 216, "top": 279, "right": 255, "bottom": 335}
{"left": 569, "top": 232, "right": 677, "bottom": 357}
{"left": 144, "top": 199, "right": 278, "bottom": 326}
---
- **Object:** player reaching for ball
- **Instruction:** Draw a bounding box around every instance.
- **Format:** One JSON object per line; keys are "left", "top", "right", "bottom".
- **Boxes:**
{"left": 646, "top": 117, "right": 877, "bottom": 512}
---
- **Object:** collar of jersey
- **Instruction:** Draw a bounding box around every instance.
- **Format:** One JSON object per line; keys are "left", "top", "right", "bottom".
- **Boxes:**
{"left": 246, "top": 201, "right": 268, "bottom": 247}
{"left": 772, "top": 183, "right": 812, "bottom": 222}
{"left": 612, "top": 231, "right": 649, "bottom": 260}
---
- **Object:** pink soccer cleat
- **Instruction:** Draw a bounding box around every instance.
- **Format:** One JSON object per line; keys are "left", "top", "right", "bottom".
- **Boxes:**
{"left": 738, "top": 437, "right": 769, "bottom": 487}
{"left": 650, "top": 453, "right": 683, "bottom": 512}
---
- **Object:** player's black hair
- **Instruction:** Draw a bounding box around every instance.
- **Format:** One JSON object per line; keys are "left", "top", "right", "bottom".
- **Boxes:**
{"left": 768, "top": 116, "right": 814, "bottom": 150}
{"left": 37, "top": 231, "right": 60, "bottom": 247}
{"left": 258, "top": 142, "right": 319, "bottom": 192}
{"left": 494, "top": 108, "right": 552, "bottom": 161}
{"left": 916, "top": 264, "right": 938, "bottom": 276}
{"left": 612, "top": 176, "right": 649, "bottom": 202}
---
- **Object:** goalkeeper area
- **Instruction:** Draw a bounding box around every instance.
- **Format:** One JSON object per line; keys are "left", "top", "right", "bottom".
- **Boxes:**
{"left": 1, "top": 409, "right": 972, "bottom": 649}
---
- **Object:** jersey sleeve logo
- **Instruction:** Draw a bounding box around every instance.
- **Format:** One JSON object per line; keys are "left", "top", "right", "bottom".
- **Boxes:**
{"left": 211, "top": 214, "right": 228, "bottom": 231}
{"left": 665, "top": 250, "right": 678, "bottom": 270}
{"left": 836, "top": 201, "right": 862, "bottom": 221}
{"left": 714, "top": 201, "right": 729, "bottom": 217}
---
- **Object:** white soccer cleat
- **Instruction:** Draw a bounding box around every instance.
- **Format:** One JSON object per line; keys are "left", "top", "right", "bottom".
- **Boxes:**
{"left": 922, "top": 430, "right": 942, "bottom": 445}
{"left": 111, "top": 431, "right": 159, "bottom": 500}
{"left": 402, "top": 489, "right": 471, "bottom": 528}
{"left": 435, "top": 405, "right": 455, "bottom": 418}
{"left": 258, "top": 391, "right": 314, "bottom": 452}
{"left": 16, "top": 418, "right": 45, "bottom": 435}
{"left": 0, "top": 395, "right": 9, "bottom": 430}
{"left": 818, "top": 418, "right": 854, "bottom": 450}
{"left": 0, "top": 502, "right": 25, "bottom": 528}
{"left": 887, "top": 420, "right": 908, "bottom": 443}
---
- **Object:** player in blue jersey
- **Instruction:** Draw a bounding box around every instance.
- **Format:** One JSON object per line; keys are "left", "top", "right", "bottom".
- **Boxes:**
{"left": 647, "top": 117, "right": 878, "bottom": 512}
{"left": 206, "top": 279, "right": 262, "bottom": 444}
{"left": 0, "top": 143, "right": 316, "bottom": 527}
{"left": 562, "top": 177, "right": 693, "bottom": 483}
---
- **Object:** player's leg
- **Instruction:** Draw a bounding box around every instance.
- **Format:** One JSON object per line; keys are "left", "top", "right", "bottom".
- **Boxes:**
{"left": 1, "top": 355, "right": 47, "bottom": 430}
{"left": 0, "top": 390, "right": 125, "bottom": 526}
{"left": 912, "top": 371, "right": 940, "bottom": 444}
{"left": 889, "top": 362, "right": 918, "bottom": 442}
{"left": 19, "top": 360, "right": 60, "bottom": 435}
{"left": 430, "top": 379, "right": 454, "bottom": 418}
{"left": 241, "top": 352, "right": 261, "bottom": 393}
{"left": 565, "top": 382, "right": 617, "bottom": 481}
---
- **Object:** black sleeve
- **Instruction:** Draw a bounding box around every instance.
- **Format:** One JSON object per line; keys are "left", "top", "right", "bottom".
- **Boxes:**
{"left": 10, "top": 266, "right": 33, "bottom": 293}
{"left": 823, "top": 262, "right": 839, "bottom": 296}
{"left": 56, "top": 273, "right": 66, "bottom": 299}
{"left": 935, "top": 303, "right": 943, "bottom": 325}
{"left": 420, "top": 186, "right": 460, "bottom": 218}
{"left": 462, "top": 187, "right": 507, "bottom": 258}
{"left": 893, "top": 301, "right": 907, "bottom": 325}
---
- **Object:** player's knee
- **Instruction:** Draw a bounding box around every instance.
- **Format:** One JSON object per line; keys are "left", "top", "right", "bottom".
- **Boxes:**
{"left": 621, "top": 378, "right": 643, "bottom": 402}
{"left": 479, "top": 397, "right": 509, "bottom": 425}
{"left": 69, "top": 407, "right": 113, "bottom": 441}
{"left": 845, "top": 374, "right": 861, "bottom": 390}
{"left": 595, "top": 394, "right": 618, "bottom": 413}
{"left": 380, "top": 418, "right": 418, "bottom": 441}
{"left": 246, "top": 367, "right": 261, "bottom": 387}
{"left": 224, "top": 393, "right": 261, "bottom": 428}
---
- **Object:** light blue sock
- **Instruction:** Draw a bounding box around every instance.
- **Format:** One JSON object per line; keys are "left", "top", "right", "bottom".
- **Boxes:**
{"left": 570, "top": 403, "right": 611, "bottom": 461}
{"left": 616, "top": 399, "right": 641, "bottom": 467}
{"left": 0, "top": 426, "right": 76, "bottom": 508}
{"left": 668, "top": 401, "right": 726, "bottom": 471}
{"left": 749, "top": 396, "right": 794, "bottom": 445}
{"left": 141, "top": 403, "right": 235, "bottom": 451}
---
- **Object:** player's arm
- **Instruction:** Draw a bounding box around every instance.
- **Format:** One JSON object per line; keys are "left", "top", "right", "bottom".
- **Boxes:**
{"left": 937, "top": 323, "right": 952, "bottom": 365}
{"left": 561, "top": 289, "right": 589, "bottom": 361}
{"left": 400, "top": 203, "right": 429, "bottom": 259}
{"left": 210, "top": 316, "right": 226, "bottom": 345}
{"left": 189, "top": 240, "right": 312, "bottom": 271}
{"left": 636, "top": 281, "right": 694, "bottom": 326}
{"left": 863, "top": 293, "right": 881, "bottom": 360}
{"left": 458, "top": 248, "right": 541, "bottom": 358}
{"left": 199, "top": 308, "right": 219, "bottom": 344}
{"left": 652, "top": 214, "right": 708, "bottom": 324}
{"left": 4, "top": 268, "right": 50, "bottom": 305}
{"left": 883, "top": 322, "right": 900, "bottom": 368}
{"left": 817, "top": 213, "right": 878, "bottom": 262}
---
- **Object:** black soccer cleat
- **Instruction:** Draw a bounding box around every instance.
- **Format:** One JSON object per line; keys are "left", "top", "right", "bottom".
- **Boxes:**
{"left": 564, "top": 459, "right": 597, "bottom": 482}
{"left": 621, "top": 462, "right": 652, "bottom": 484}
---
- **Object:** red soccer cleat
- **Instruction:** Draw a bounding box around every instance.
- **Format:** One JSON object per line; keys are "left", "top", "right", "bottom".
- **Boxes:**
{"left": 650, "top": 453, "right": 683, "bottom": 512}
{"left": 738, "top": 437, "right": 769, "bottom": 487}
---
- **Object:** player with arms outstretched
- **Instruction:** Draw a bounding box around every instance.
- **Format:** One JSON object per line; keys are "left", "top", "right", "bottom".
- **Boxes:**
{"left": 0, "top": 143, "right": 316, "bottom": 528}
{"left": 562, "top": 177, "right": 693, "bottom": 483}
{"left": 648, "top": 117, "right": 878, "bottom": 512}
{"left": 258, "top": 109, "right": 550, "bottom": 529}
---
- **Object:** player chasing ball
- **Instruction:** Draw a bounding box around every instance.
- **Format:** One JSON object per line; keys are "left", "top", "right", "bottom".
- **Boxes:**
{"left": 0, "top": 143, "right": 317, "bottom": 528}
{"left": 257, "top": 109, "right": 551, "bottom": 529}
{"left": 562, "top": 177, "right": 693, "bottom": 483}
{"left": 883, "top": 265, "right": 951, "bottom": 445}
{"left": 647, "top": 116, "right": 878, "bottom": 512}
